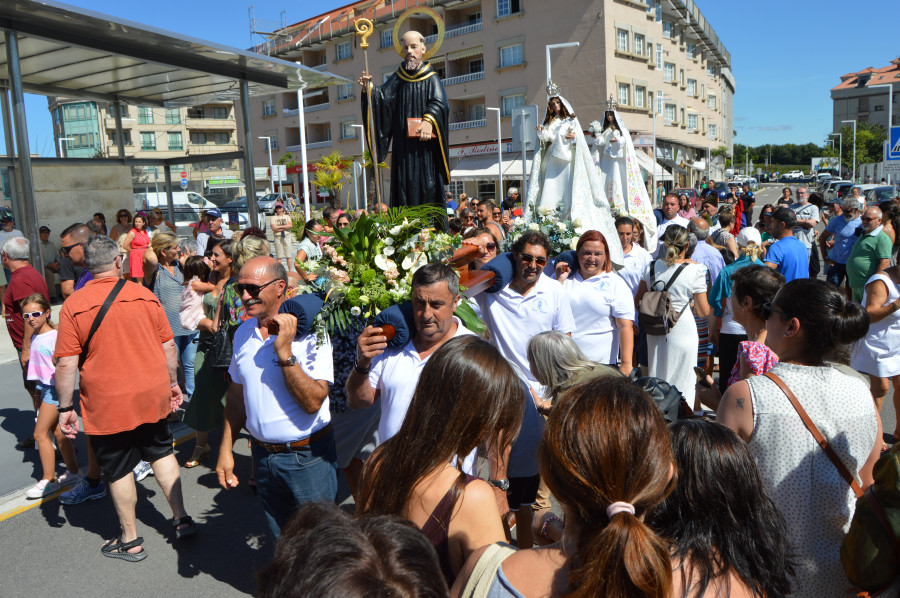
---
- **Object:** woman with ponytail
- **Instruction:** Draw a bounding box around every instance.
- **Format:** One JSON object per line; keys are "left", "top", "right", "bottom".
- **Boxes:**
{"left": 452, "top": 376, "right": 675, "bottom": 598}
{"left": 718, "top": 278, "right": 882, "bottom": 596}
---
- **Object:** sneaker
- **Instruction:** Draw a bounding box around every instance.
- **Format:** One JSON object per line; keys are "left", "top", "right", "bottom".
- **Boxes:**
{"left": 58, "top": 479, "right": 107, "bottom": 505}
{"left": 25, "top": 479, "right": 61, "bottom": 499}
{"left": 133, "top": 461, "right": 153, "bottom": 482}
{"left": 57, "top": 470, "right": 83, "bottom": 486}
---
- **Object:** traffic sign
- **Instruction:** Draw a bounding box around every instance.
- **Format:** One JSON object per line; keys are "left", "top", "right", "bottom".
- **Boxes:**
{"left": 180, "top": 171, "right": 187, "bottom": 178}
{"left": 180, "top": 178, "right": 188, "bottom": 189}
{"left": 889, "top": 127, "right": 900, "bottom": 160}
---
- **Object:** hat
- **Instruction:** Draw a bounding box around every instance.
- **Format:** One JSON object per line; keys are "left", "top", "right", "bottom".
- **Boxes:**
{"left": 0, "top": 214, "right": 13, "bottom": 222}
{"left": 736, "top": 227, "right": 762, "bottom": 247}
{"left": 206, "top": 208, "right": 222, "bottom": 219}
{"left": 274, "top": 202, "right": 284, "bottom": 208}
{"left": 39, "top": 225, "right": 51, "bottom": 232}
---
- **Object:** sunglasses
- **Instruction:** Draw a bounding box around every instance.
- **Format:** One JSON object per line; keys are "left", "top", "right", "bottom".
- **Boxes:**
{"left": 118, "top": 214, "right": 129, "bottom": 219}
{"left": 61, "top": 242, "right": 83, "bottom": 256}
{"left": 519, "top": 253, "right": 548, "bottom": 266}
{"left": 337, "top": 222, "right": 350, "bottom": 228}
{"left": 234, "top": 279, "right": 279, "bottom": 297}
{"left": 22, "top": 311, "right": 47, "bottom": 320}
{"left": 860, "top": 216, "right": 876, "bottom": 222}
{"left": 761, "top": 302, "right": 785, "bottom": 320}
{"left": 492, "top": 211, "right": 502, "bottom": 216}
{"left": 485, "top": 242, "right": 497, "bottom": 250}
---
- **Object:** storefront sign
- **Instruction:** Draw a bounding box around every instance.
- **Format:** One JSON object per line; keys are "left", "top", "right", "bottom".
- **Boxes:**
{"left": 450, "top": 142, "right": 515, "bottom": 158}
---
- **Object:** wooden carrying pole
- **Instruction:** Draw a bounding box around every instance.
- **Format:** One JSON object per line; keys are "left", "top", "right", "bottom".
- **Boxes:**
{"left": 354, "top": 18, "right": 383, "bottom": 209}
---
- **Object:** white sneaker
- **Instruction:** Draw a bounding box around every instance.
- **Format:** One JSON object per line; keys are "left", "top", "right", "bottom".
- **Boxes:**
{"left": 133, "top": 461, "right": 153, "bottom": 482}
{"left": 25, "top": 479, "right": 61, "bottom": 499}
{"left": 58, "top": 470, "right": 82, "bottom": 486}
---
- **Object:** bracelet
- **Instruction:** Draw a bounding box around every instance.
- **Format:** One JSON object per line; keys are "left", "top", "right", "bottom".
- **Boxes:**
{"left": 539, "top": 515, "right": 563, "bottom": 540}
{"left": 57, "top": 405, "right": 75, "bottom": 413}
{"left": 353, "top": 359, "right": 371, "bottom": 375}
{"left": 170, "top": 382, "right": 179, "bottom": 388}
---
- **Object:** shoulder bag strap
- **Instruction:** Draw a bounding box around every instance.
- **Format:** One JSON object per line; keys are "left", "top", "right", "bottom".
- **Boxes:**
{"left": 460, "top": 542, "right": 517, "bottom": 598}
{"left": 79, "top": 278, "right": 127, "bottom": 369}
{"left": 663, "top": 262, "right": 689, "bottom": 292}
{"left": 763, "top": 371, "right": 864, "bottom": 499}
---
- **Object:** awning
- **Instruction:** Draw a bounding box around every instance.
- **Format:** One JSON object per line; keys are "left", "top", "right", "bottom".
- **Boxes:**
{"left": 447, "top": 46, "right": 483, "bottom": 61}
{"left": 451, "top": 156, "right": 503, "bottom": 181}
{"left": 502, "top": 153, "right": 532, "bottom": 178}
{"left": 633, "top": 150, "right": 656, "bottom": 174}
{"left": 661, "top": 158, "right": 688, "bottom": 175}
{"left": 692, "top": 160, "right": 707, "bottom": 171}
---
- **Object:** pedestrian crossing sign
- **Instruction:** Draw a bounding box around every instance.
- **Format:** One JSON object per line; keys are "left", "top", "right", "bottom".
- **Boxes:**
{"left": 889, "top": 126, "right": 900, "bottom": 160}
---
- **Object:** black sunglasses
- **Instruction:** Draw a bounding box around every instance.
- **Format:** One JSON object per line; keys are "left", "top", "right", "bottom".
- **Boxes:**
{"left": 60, "top": 242, "right": 83, "bottom": 256}
{"left": 519, "top": 253, "right": 548, "bottom": 266}
{"left": 761, "top": 302, "right": 785, "bottom": 320}
{"left": 485, "top": 242, "right": 497, "bottom": 250}
{"left": 234, "top": 279, "right": 279, "bottom": 297}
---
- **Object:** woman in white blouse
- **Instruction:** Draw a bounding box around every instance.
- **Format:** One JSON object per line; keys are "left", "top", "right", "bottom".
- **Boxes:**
{"left": 555, "top": 230, "right": 634, "bottom": 374}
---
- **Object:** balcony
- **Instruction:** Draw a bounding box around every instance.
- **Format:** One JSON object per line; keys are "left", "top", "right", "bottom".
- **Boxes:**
{"left": 287, "top": 140, "right": 333, "bottom": 151}
{"left": 425, "top": 21, "right": 482, "bottom": 44}
{"left": 283, "top": 108, "right": 299, "bottom": 117}
{"left": 305, "top": 103, "right": 330, "bottom": 113}
{"left": 449, "top": 119, "right": 486, "bottom": 131}
{"left": 443, "top": 71, "right": 484, "bottom": 86}
{"left": 185, "top": 118, "right": 233, "bottom": 129}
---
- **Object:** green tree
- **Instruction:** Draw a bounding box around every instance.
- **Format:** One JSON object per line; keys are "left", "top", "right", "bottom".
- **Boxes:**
{"left": 313, "top": 150, "right": 351, "bottom": 208}
{"left": 837, "top": 122, "right": 887, "bottom": 176}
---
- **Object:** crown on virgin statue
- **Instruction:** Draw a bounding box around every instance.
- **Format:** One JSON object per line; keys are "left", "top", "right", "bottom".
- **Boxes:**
{"left": 546, "top": 80, "right": 561, "bottom": 97}
{"left": 606, "top": 95, "right": 617, "bottom": 111}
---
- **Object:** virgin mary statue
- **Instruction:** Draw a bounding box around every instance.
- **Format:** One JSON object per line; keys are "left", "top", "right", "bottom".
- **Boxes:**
{"left": 591, "top": 97, "right": 657, "bottom": 247}
{"left": 525, "top": 82, "right": 622, "bottom": 268}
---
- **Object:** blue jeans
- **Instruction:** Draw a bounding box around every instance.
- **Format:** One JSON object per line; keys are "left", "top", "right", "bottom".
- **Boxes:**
{"left": 175, "top": 332, "right": 199, "bottom": 398}
{"left": 252, "top": 429, "right": 338, "bottom": 538}
{"left": 826, "top": 262, "right": 847, "bottom": 287}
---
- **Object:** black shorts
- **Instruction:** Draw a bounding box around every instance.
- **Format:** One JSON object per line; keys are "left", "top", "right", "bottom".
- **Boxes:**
{"left": 506, "top": 475, "right": 540, "bottom": 511}
{"left": 89, "top": 418, "right": 174, "bottom": 482}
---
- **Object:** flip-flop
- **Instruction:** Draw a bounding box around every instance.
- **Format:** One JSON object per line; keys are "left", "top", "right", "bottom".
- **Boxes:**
{"left": 172, "top": 515, "right": 197, "bottom": 540}
{"left": 101, "top": 537, "right": 147, "bottom": 562}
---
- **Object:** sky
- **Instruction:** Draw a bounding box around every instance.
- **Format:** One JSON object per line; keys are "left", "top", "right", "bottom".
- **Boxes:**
{"left": 3, "top": 0, "right": 897, "bottom": 156}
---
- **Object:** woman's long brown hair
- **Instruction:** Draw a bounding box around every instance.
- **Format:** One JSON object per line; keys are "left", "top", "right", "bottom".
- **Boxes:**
{"left": 540, "top": 376, "right": 675, "bottom": 598}
{"left": 357, "top": 336, "right": 524, "bottom": 522}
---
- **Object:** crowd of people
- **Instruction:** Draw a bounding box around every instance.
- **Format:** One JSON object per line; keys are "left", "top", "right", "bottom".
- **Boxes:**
{"left": 1, "top": 182, "right": 899, "bottom": 595}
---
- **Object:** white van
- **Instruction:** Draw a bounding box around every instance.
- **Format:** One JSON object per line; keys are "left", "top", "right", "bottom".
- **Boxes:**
{"left": 134, "top": 192, "right": 216, "bottom": 213}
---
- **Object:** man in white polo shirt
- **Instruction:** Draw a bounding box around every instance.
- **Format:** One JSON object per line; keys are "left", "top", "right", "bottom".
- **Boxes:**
{"left": 654, "top": 193, "right": 690, "bottom": 258}
{"left": 347, "top": 263, "right": 474, "bottom": 446}
{"left": 475, "top": 230, "right": 575, "bottom": 389}
{"left": 216, "top": 256, "right": 336, "bottom": 538}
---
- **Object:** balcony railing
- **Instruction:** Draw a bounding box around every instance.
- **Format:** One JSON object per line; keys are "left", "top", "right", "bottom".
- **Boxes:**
{"left": 305, "top": 103, "right": 330, "bottom": 113}
{"left": 425, "top": 21, "right": 482, "bottom": 44}
{"left": 449, "top": 119, "right": 486, "bottom": 131}
{"left": 283, "top": 108, "right": 299, "bottom": 117}
{"left": 443, "top": 71, "right": 484, "bottom": 86}
{"left": 306, "top": 140, "right": 333, "bottom": 149}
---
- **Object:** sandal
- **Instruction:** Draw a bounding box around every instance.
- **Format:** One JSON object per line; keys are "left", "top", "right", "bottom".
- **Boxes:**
{"left": 184, "top": 445, "right": 210, "bottom": 469}
{"left": 101, "top": 537, "right": 147, "bottom": 562}
{"left": 172, "top": 515, "right": 197, "bottom": 540}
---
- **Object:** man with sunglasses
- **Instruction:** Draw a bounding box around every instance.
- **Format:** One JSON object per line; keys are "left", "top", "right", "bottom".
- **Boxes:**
{"left": 218, "top": 256, "right": 338, "bottom": 538}
{"left": 847, "top": 206, "right": 892, "bottom": 303}
{"left": 475, "top": 230, "right": 575, "bottom": 390}
{"left": 58, "top": 223, "right": 93, "bottom": 299}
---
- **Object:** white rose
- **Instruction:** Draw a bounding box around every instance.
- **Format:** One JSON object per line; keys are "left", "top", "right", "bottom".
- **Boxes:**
{"left": 384, "top": 237, "right": 394, "bottom": 246}
{"left": 528, "top": 222, "right": 540, "bottom": 231}
{"left": 569, "top": 237, "right": 580, "bottom": 250}
{"left": 572, "top": 218, "right": 583, "bottom": 227}
{"left": 539, "top": 206, "right": 553, "bottom": 216}
{"left": 382, "top": 246, "right": 395, "bottom": 256}
{"left": 556, "top": 222, "right": 567, "bottom": 231}
{"left": 389, "top": 225, "right": 403, "bottom": 236}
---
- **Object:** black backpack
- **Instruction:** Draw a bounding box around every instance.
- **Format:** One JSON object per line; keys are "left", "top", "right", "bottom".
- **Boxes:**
{"left": 631, "top": 374, "right": 692, "bottom": 422}
{"left": 637, "top": 261, "right": 689, "bottom": 335}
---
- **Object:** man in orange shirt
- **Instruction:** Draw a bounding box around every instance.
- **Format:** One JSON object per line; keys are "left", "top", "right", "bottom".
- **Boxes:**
{"left": 55, "top": 235, "right": 195, "bottom": 562}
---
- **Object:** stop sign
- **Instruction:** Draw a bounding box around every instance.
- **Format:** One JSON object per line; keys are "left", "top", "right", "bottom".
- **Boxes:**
{"left": 180, "top": 171, "right": 187, "bottom": 179}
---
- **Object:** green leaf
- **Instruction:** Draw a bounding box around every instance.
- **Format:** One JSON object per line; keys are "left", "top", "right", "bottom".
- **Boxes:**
{"left": 455, "top": 299, "right": 487, "bottom": 336}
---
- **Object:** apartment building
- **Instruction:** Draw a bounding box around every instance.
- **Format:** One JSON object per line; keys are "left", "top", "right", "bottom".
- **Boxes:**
{"left": 48, "top": 98, "right": 244, "bottom": 202}
{"left": 831, "top": 57, "right": 900, "bottom": 133}
{"left": 242, "top": 0, "right": 734, "bottom": 203}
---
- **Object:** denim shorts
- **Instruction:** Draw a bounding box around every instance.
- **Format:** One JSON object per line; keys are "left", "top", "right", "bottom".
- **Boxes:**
{"left": 36, "top": 382, "right": 58, "bottom": 407}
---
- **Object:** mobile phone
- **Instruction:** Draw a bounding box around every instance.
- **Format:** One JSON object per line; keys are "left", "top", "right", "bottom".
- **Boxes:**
{"left": 693, "top": 367, "right": 711, "bottom": 387}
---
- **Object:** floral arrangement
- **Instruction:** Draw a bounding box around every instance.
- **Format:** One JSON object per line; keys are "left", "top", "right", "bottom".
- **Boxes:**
{"left": 505, "top": 204, "right": 585, "bottom": 256}
{"left": 295, "top": 206, "right": 468, "bottom": 342}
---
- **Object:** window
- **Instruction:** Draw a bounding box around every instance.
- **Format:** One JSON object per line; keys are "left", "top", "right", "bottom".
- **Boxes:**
{"left": 336, "top": 41, "right": 351, "bottom": 61}
{"left": 471, "top": 104, "right": 485, "bottom": 121}
{"left": 469, "top": 58, "right": 484, "bottom": 74}
{"left": 138, "top": 107, "right": 153, "bottom": 124}
{"left": 707, "top": 94, "right": 717, "bottom": 110}
{"left": 341, "top": 122, "right": 356, "bottom": 139}
{"left": 381, "top": 29, "right": 392, "bottom": 49}
{"left": 634, "top": 34, "right": 644, "bottom": 56}
{"left": 656, "top": 93, "right": 663, "bottom": 115}
{"left": 688, "top": 114, "right": 698, "bottom": 131}
{"left": 656, "top": 43, "right": 662, "bottom": 69}
{"left": 686, "top": 43, "right": 695, "bottom": 59}
{"left": 679, "top": 69, "right": 685, "bottom": 87}
{"left": 478, "top": 181, "right": 497, "bottom": 199}
{"left": 337, "top": 83, "right": 353, "bottom": 101}
{"left": 635, "top": 86, "right": 646, "bottom": 108}
{"left": 500, "top": 44, "right": 523, "bottom": 68}
{"left": 64, "top": 104, "right": 89, "bottom": 120}
{"left": 262, "top": 99, "right": 275, "bottom": 116}
{"left": 687, "top": 79, "right": 697, "bottom": 96}
{"left": 664, "top": 104, "right": 676, "bottom": 123}
{"left": 211, "top": 107, "right": 229, "bottom": 119}
{"left": 468, "top": 12, "right": 482, "bottom": 24}
{"left": 496, "top": 0, "right": 522, "bottom": 18}
{"left": 165, "top": 108, "right": 181, "bottom": 124}
{"left": 436, "top": 67, "right": 446, "bottom": 79}
{"left": 109, "top": 105, "right": 130, "bottom": 119}
{"left": 501, "top": 94, "right": 525, "bottom": 117}
{"left": 449, "top": 180, "right": 465, "bottom": 198}
{"left": 664, "top": 62, "right": 675, "bottom": 82}
{"left": 616, "top": 29, "right": 629, "bottom": 53}
{"left": 617, "top": 83, "right": 630, "bottom": 107}
{"left": 708, "top": 123, "right": 718, "bottom": 139}
{"left": 701, "top": 83, "right": 705, "bottom": 98}
{"left": 190, "top": 132, "right": 207, "bottom": 144}
{"left": 874, "top": 105, "right": 885, "bottom": 112}
{"left": 168, "top": 132, "right": 183, "bottom": 150}
{"left": 707, "top": 64, "right": 716, "bottom": 76}
{"left": 70, "top": 133, "right": 95, "bottom": 148}
{"left": 214, "top": 132, "right": 231, "bottom": 145}
{"left": 858, "top": 97, "right": 869, "bottom": 112}
{"left": 140, "top": 132, "right": 156, "bottom": 150}
{"left": 109, "top": 131, "right": 132, "bottom": 146}
{"left": 680, "top": 107, "right": 685, "bottom": 125}
{"left": 662, "top": 21, "right": 674, "bottom": 39}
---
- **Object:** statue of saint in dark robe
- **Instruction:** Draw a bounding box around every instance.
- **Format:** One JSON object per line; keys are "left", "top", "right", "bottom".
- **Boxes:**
{"left": 360, "top": 31, "right": 449, "bottom": 207}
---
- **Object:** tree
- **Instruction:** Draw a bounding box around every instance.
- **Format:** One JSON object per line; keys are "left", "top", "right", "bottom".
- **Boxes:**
{"left": 838, "top": 121, "right": 887, "bottom": 174}
{"left": 313, "top": 150, "right": 351, "bottom": 208}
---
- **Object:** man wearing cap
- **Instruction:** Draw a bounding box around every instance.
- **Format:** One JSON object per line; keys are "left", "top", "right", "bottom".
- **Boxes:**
{"left": 196, "top": 208, "right": 233, "bottom": 257}
{"left": 0, "top": 214, "right": 24, "bottom": 283}
{"left": 847, "top": 206, "right": 892, "bottom": 303}
{"left": 38, "top": 226, "right": 60, "bottom": 301}
{"left": 268, "top": 202, "right": 294, "bottom": 270}
{"left": 764, "top": 207, "right": 808, "bottom": 283}
{"left": 818, "top": 197, "right": 861, "bottom": 288}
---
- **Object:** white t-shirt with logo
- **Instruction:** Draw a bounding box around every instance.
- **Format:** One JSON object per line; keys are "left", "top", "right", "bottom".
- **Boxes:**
{"left": 563, "top": 271, "right": 635, "bottom": 364}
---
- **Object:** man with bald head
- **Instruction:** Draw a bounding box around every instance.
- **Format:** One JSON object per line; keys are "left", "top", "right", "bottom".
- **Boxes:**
{"left": 216, "top": 256, "right": 337, "bottom": 538}
{"left": 688, "top": 217, "right": 725, "bottom": 287}
{"left": 847, "top": 206, "right": 893, "bottom": 303}
{"left": 359, "top": 29, "right": 449, "bottom": 207}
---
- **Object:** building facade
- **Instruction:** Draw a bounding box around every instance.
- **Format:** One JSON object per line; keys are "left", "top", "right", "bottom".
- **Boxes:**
{"left": 242, "top": 0, "right": 734, "bottom": 205}
{"left": 831, "top": 57, "right": 900, "bottom": 133}
{"left": 48, "top": 98, "right": 244, "bottom": 202}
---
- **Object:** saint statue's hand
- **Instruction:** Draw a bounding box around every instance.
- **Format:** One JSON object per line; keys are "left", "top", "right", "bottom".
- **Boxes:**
{"left": 536, "top": 125, "right": 544, "bottom": 132}
{"left": 416, "top": 120, "right": 434, "bottom": 141}
{"left": 358, "top": 72, "right": 373, "bottom": 87}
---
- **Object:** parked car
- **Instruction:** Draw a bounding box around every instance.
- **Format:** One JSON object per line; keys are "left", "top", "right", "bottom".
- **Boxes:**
{"left": 671, "top": 187, "right": 700, "bottom": 205}
{"left": 168, "top": 204, "right": 201, "bottom": 239}
{"left": 784, "top": 170, "right": 803, "bottom": 180}
{"left": 865, "top": 185, "right": 899, "bottom": 206}
{"left": 822, "top": 180, "right": 851, "bottom": 203}
{"left": 221, "top": 197, "right": 267, "bottom": 230}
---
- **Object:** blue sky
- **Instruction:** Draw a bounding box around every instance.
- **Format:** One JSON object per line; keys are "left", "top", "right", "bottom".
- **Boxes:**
{"left": 4, "top": 0, "right": 898, "bottom": 155}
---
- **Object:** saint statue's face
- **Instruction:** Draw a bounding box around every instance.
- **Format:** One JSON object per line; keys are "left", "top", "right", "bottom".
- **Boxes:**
{"left": 606, "top": 111, "right": 615, "bottom": 123}
{"left": 402, "top": 32, "right": 426, "bottom": 71}
{"left": 549, "top": 97, "right": 562, "bottom": 115}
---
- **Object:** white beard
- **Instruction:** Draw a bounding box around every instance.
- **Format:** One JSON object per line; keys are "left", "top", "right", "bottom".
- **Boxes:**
{"left": 405, "top": 56, "right": 422, "bottom": 71}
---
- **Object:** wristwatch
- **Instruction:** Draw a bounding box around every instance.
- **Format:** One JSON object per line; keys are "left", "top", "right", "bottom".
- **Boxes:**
{"left": 489, "top": 478, "right": 510, "bottom": 491}
{"left": 277, "top": 355, "right": 297, "bottom": 367}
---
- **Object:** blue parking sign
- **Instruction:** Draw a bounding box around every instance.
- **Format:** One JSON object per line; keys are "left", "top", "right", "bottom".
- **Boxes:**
{"left": 890, "top": 126, "right": 900, "bottom": 160}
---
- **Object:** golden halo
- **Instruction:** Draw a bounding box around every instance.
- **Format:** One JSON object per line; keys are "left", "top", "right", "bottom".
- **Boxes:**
{"left": 392, "top": 6, "right": 444, "bottom": 61}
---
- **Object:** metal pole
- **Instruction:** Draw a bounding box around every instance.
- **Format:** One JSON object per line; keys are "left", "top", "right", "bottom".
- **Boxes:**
{"left": 351, "top": 124, "right": 367, "bottom": 211}
{"left": 0, "top": 87, "right": 21, "bottom": 220}
{"left": 843, "top": 120, "right": 857, "bottom": 183}
{"left": 163, "top": 166, "right": 174, "bottom": 224}
{"left": 114, "top": 101, "right": 126, "bottom": 160}
{"left": 296, "top": 83, "right": 311, "bottom": 221}
{"left": 4, "top": 31, "right": 42, "bottom": 269}
{"left": 652, "top": 98, "right": 656, "bottom": 202}
{"left": 870, "top": 83, "right": 894, "bottom": 184}
{"left": 240, "top": 80, "right": 259, "bottom": 225}
{"left": 259, "top": 136, "right": 274, "bottom": 195}
{"left": 517, "top": 107, "right": 529, "bottom": 203}
{"left": 57, "top": 137, "right": 74, "bottom": 157}
{"left": 487, "top": 107, "right": 502, "bottom": 201}
{"left": 545, "top": 42, "right": 580, "bottom": 85}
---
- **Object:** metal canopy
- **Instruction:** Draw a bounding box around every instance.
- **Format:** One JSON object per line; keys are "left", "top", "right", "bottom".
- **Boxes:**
{"left": 0, "top": 0, "right": 348, "bottom": 107}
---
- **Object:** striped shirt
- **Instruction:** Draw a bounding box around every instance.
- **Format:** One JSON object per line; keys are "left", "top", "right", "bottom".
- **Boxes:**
{"left": 152, "top": 262, "right": 190, "bottom": 337}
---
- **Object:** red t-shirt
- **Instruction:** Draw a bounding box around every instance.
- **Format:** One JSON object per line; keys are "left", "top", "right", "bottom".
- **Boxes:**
{"left": 4, "top": 265, "right": 49, "bottom": 349}
{"left": 54, "top": 277, "right": 174, "bottom": 435}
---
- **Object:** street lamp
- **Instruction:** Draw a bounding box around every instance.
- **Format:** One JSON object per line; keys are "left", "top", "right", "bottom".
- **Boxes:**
{"left": 259, "top": 136, "right": 274, "bottom": 197}
{"left": 57, "top": 136, "right": 74, "bottom": 157}
{"left": 841, "top": 120, "right": 857, "bottom": 183}
{"left": 869, "top": 83, "right": 895, "bottom": 184}
{"left": 486, "top": 107, "right": 502, "bottom": 201}
{"left": 350, "top": 124, "right": 367, "bottom": 210}
{"left": 545, "top": 42, "right": 579, "bottom": 85}
{"left": 830, "top": 133, "right": 842, "bottom": 176}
